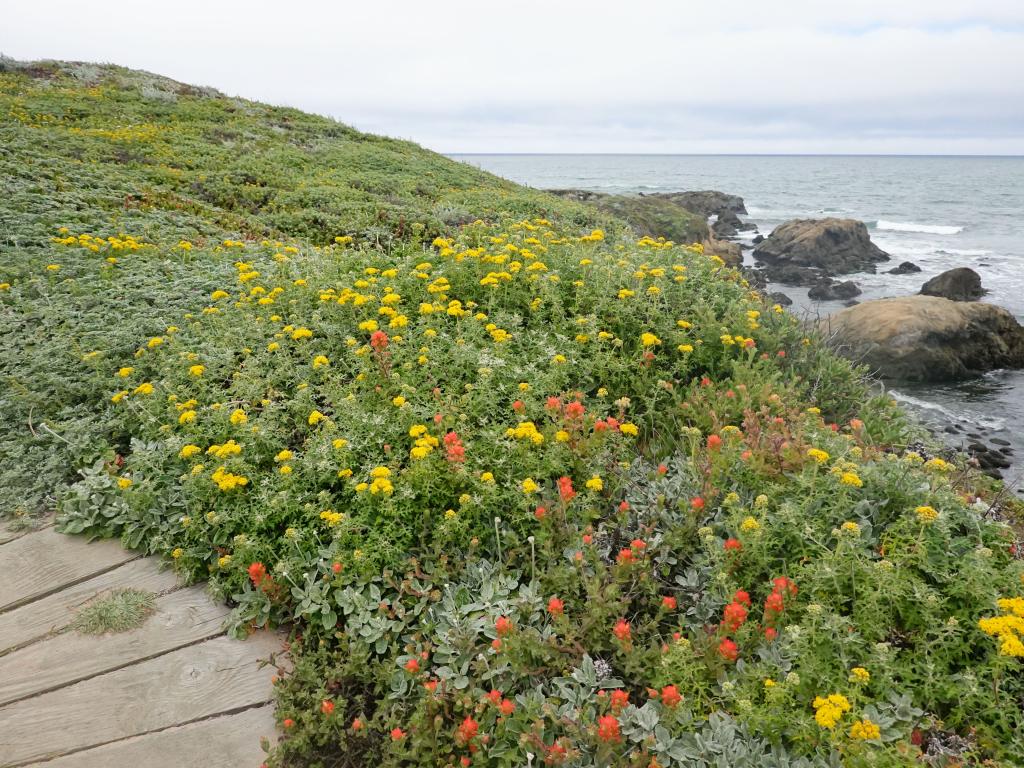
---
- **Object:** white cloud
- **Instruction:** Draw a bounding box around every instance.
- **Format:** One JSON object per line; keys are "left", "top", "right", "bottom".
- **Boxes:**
{"left": 2, "top": 0, "right": 1022, "bottom": 152}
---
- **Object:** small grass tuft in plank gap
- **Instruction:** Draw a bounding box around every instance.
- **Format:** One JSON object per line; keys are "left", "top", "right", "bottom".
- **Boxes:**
{"left": 71, "top": 588, "right": 156, "bottom": 635}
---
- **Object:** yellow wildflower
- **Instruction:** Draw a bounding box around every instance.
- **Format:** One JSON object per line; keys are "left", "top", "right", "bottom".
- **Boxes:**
{"left": 849, "top": 719, "right": 881, "bottom": 740}
{"left": 807, "top": 448, "right": 830, "bottom": 464}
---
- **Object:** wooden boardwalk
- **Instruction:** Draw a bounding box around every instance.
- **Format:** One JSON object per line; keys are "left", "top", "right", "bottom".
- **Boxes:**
{"left": 0, "top": 521, "right": 282, "bottom": 768}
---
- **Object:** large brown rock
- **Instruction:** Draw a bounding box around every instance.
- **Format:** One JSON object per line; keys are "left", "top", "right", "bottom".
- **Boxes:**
{"left": 920, "top": 267, "right": 986, "bottom": 301}
{"left": 822, "top": 296, "right": 1024, "bottom": 382}
{"left": 703, "top": 235, "right": 742, "bottom": 267}
{"left": 754, "top": 218, "right": 889, "bottom": 276}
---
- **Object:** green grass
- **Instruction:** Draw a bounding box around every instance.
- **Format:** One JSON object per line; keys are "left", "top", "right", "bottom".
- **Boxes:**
{"left": 71, "top": 588, "right": 156, "bottom": 635}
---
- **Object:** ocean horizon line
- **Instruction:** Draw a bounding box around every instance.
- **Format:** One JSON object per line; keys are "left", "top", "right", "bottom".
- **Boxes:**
{"left": 446, "top": 152, "right": 1024, "bottom": 158}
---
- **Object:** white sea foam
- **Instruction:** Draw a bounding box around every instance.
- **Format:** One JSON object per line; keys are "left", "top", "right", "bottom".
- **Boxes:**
{"left": 890, "top": 391, "right": 1007, "bottom": 431}
{"left": 875, "top": 220, "right": 964, "bottom": 235}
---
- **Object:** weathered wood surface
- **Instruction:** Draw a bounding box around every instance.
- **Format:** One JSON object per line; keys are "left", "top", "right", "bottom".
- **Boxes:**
{"left": 0, "top": 632, "right": 282, "bottom": 766}
{"left": 0, "top": 527, "right": 137, "bottom": 611}
{"left": 20, "top": 704, "right": 277, "bottom": 768}
{"left": 0, "top": 585, "right": 232, "bottom": 706}
{"left": 0, "top": 557, "right": 181, "bottom": 655}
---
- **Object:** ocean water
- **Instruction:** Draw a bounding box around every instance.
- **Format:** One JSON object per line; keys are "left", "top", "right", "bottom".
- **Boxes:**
{"left": 454, "top": 155, "right": 1024, "bottom": 485}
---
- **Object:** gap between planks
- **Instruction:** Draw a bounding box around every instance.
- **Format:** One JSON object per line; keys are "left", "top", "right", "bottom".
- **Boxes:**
{"left": 0, "top": 632, "right": 284, "bottom": 767}
{"left": 19, "top": 703, "right": 278, "bottom": 768}
{"left": 0, "top": 584, "right": 232, "bottom": 707}
{"left": 0, "top": 527, "right": 139, "bottom": 613}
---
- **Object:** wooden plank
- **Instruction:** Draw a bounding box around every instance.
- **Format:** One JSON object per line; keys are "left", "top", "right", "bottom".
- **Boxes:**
{"left": 0, "top": 632, "right": 282, "bottom": 767}
{"left": 21, "top": 704, "right": 278, "bottom": 768}
{"left": 0, "top": 528, "right": 137, "bottom": 612}
{"left": 0, "top": 557, "right": 181, "bottom": 655}
{"left": 0, "top": 585, "right": 231, "bottom": 706}
{"left": 0, "top": 518, "right": 52, "bottom": 546}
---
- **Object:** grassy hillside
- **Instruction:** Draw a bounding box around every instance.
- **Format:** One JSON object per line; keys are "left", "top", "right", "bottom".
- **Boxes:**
{"left": 0, "top": 57, "right": 603, "bottom": 520}
{"left": 2, "top": 59, "right": 1023, "bottom": 767}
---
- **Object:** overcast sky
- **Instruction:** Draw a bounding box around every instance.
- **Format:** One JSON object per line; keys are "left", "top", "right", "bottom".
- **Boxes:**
{"left": 4, "top": 1, "right": 1024, "bottom": 154}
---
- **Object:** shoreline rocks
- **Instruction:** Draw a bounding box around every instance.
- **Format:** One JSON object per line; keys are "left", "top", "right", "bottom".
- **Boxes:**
{"left": 753, "top": 218, "right": 890, "bottom": 280}
{"left": 649, "top": 190, "right": 746, "bottom": 217}
{"left": 808, "top": 279, "right": 862, "bottom": 302}
{"left": 920, "top": 267, "right": 986, "bottom": 302}
{"left": 889, "top": 261, "right": 921, "bottom": 275}
{"left": 822, "top": 295, "right": 1024, "bottom": 382}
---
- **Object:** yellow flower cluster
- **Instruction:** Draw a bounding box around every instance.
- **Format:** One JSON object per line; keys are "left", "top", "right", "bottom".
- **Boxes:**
{"left": 914, "top": 505, "right": 939, "bottom": 524}
{"left": 807, "top": 448, "right": 830, "bottom": 465}
{"left": 211, "top": 466, "right": 249, "bottom": 491}
{"left": 978, "top": 597, "right": 1024, "bottom": 657}
{"left": 207, "top": 439, "right": 242, "bottom": 459}
{"left": 179, "top": 444, "right": 201, "bottom": 459}
{"left": 368, "top": 466, "right": 394, "bottom": 495}
{"left": 812, "top": 694, "right": 851, "bottom": 728}
{"left": 848, "top": 667, "right": 870, "bottom": 683}
{"left": 849, "top": 718, "right": 881, "bottom": 740}
{"left": 409, "top": 424, "right": 439, "bottom": 459}
{"left": 839, "top": 472, "right": 863, "bottom": 488}
{"left": 52, "top": 231, "right": 150, "bottom": 252}
{"left": 320, "top": 510, "right": 344, "bottom": 526}
{"left": 506, "top": 421, "right": 545, "bottom": 445}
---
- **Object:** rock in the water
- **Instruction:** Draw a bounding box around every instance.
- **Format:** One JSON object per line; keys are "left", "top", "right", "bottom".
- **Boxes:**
{"left": 889, "top": 261, "right": 922, "bottom": 275}
{"left": 808, "top": 279, "right": 862, "bottom": 301}
{"left": 822, "top": 296, "right": 1024, "bottom": 382}
{"left": 651, "top": 190, "right": 747, "bottom": 217}
{"left": 753, "top": 218, "right": 890, "bottom": 275}
{"left": 920, "top": 267, "right": 986, "bottom": 302}
{"left": 763, "top": 263, "right": 825, "bottom": 286}
{"left": 742, "top": 268, "right": 768, "bottom": 290}
{"left": 768, "top": 291, "right": 792, "bottom": 306}
{"left": 752, "top": 234, "right": 764, "bottom": 244}
{"left": 712, "top": 217, "right": 738, "bottom": 238}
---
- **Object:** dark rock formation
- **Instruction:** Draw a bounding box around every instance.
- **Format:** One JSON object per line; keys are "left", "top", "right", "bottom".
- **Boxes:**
{"left": 768, "top": 291, "right": 792, "bottom": 306}
{"left": 888, "top": 261, "right": 922, "bottom": 275}
{"left": 919, "top": 267, "right": 986, "bottom": 302}
{"left": 753, "top": 218, "right": 890, "bottom": 276}
{"left": 808, "top": 279, "right": 862, "bottom": 301}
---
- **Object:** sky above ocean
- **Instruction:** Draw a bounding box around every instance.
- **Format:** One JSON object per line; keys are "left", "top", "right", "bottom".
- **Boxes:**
{"left": 3, "top": 0, "right": 1024, "bottom": 154}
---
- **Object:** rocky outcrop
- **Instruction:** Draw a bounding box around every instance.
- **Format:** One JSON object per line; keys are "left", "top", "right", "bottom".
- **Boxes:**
{"left": 808, "top": 279, "right": 862, "bottom": 302}
{"left": 822, "top": 296, "right": 1024, "bottom": 382}
{"left": 888, "top": 261, "right": 921, "bottom": 275}
{"left": 760, "top": 263, "right": 822, "bottom": 286}
{"left": 650, "top": 190, "right": 746, "bottom": 217}
{"left": 546, "top": 189, "right": 708, "bottom": 245}
{"left": 753, "top": 218, "right": 890, "bottom": 278}
{"left": 704, "top": 235, "right": 742, "bottom": 267}
{"left": 919, "top": 267, "right": 986, "bottom": 301}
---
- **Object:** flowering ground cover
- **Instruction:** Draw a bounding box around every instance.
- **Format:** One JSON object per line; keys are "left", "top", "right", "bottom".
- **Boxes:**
{"left": 2, "top": 60, "right": 1023, "bottom": 767}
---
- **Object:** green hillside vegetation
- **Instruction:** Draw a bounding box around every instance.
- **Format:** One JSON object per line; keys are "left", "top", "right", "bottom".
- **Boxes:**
{"left": 2, "top": 59, "right": 1023, "bottom": 767}
{"left": 0, "top": 57, "right": 603, "bottom": 519}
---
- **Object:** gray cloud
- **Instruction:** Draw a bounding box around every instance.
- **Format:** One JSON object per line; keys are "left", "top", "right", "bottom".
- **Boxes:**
{"left": 2, "top": 0, "right": 1023, "bottom": 153}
